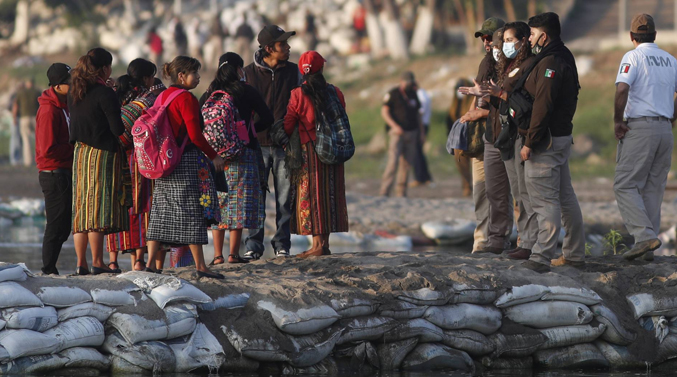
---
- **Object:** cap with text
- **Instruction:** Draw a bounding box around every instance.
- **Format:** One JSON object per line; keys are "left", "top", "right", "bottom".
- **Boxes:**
{"left": 631, "top": 14, "right": 655, "bottom": 34}
{"left": 298, "top": 51, "right": 326, "bottom": 75}
{"left": 47, "top": 63, "right": 71, "bottom": 86}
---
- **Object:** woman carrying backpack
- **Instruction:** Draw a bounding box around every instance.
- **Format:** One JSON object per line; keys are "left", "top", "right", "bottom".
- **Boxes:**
{"left": 106, "top": 58, "right": 159, "bottom": 272}
{"left": 69, "top": 47, "right": 129, "bottom": 275}
{"left": 199, "top": 52, "right": 273, "bottom": 264}
{"left": 144, "top": 56, "right": 226, "bottom": 279}
{"left": 283, "top": 51, "right": 349, "bottom": 258}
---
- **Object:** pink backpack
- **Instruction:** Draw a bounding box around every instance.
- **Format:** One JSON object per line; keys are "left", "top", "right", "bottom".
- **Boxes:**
{"left": 201, "top": 90, "right": 250, "bottom": 161}
{"left": 132, "top": 89, "right": 189, "bottom": 179}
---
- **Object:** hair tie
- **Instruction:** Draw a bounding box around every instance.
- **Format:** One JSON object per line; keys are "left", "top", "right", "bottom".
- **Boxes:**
{"left": 219, "top": 61, "right": 228, "bottom": 69}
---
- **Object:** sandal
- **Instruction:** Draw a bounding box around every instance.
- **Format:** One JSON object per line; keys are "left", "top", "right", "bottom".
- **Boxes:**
{"left": 209, "top": 255, "right": 225, "bottom": 266}
{"left": 108, "top": 261, "right": 122, "bottom": 273}
{"left": 134, "top": 260, "right": 146, "bottom": 271}
{"left": 228, "top": 254, "right": 249, "bottom": 264}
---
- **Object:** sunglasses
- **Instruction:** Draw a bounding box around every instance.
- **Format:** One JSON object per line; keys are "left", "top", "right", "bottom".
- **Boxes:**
{"left": 481, "top": 35, "right": 493, "bottom": 42}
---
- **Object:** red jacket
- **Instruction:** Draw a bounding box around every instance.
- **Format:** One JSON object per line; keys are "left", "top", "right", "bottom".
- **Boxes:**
{"left": 35, "top": 88, "right": 73, "bottom": 171}
{"left": 284, "top": 85, "right": 346, "bottom": 145}
{"left": 162, "top": 87, "right": 217, "bottom": 160}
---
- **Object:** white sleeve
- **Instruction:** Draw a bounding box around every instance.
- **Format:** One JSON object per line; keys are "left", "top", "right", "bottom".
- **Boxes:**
{"left": 615, "top": 52, "right": 636, "bottom": 86}
{"left": 674, "top": 58, "right": 677, "bottom": 92}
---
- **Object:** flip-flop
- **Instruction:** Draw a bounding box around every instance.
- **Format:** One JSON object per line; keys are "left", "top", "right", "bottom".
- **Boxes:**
{"left": 228, "top": 254, "right": 249, "bottom": 264}
{"left": 209, "top": 255, "right": 225, "bottom": 266}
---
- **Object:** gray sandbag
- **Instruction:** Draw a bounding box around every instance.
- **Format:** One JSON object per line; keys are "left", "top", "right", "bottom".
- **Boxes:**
{"left": 0, "top": 354, "right": 67, "bottom": 374}
{"left": 330, "top": 298, "right": 379, "bottom": 318}
{"left": 199, "top": 293, "right": 250, "bottom": 311}
{"left": 504, "top": 301, "right": 593, "bottom": 328}
{"left": 0, "top": 282, "right": 43, "bottom": 308}
{"left": 101, "top": 332, "right": 175, "bottom": 373}
{"left": 257, "top": 300, "right": 340, "bottom": 336}
{"left": 164, "top": 303, "right": 198, "bottom": 340}
{"left": 442, "top": 330, "right": 494, "bottom": 356}
{"left": 594, "top": 340, "right": 647, "bottom": 369}
{"left": 107, "top": 312, "right": 168, "bottom": 344}
{"left": 639, "top": 316, "right": 669, "bottom": 343}
{"left": 335, "top": 341, "right": 379, "bottom": 370}
{"left": 627, "top": 293, "right": 677, "bottom": 319}
{"left": 377, "top": 338, "right": 418, "bottom": 370}
{"left": 0, "top": 264, "right": 27, "bottom": 283}
{"left": 282, "top": 357, "right": 339, "bottom": 375}
{"left": 402, "top": 343, "right": 474, "bottom": 372}
{"left": 397, "top": 288, "right": 452, "bottom": 306}
{"left": 424, "top": 304, "right": 502, "bottom": 334}
{"left": 590, "top": 304, "right": 636, "bottom": 345}
{"left": 59, "top": 347, "right": 111, "bottom": 371}
{"left": 656, "top": 334, "right": 677, "bottom": 364}
{"left": 489, "top": 332, "right": 547, "bottom": 358}
{"left": 168, "top": 323, "right": 225, "bottom": 373}
{"left": 2, "top": 306, "right": 58, "bottom": 332}
{"left": 481, "top": 356, "right": 533, "bottom": 370}
{"left": 0, "top": 346, "right": 8, "bottom": 363}
{"left": 110, "top": 355, "right": 148, "bottom": 374}
{"left": 495, "top": 284, "right": 550, "bottom": 308}
{"left": 43, "top": 316, "right": 105, "bottom": 352}
{"left": 288, "top": 327, "right": 343, "bottom": 367}
{"left": 222, "top": 313, "right": 297, "bottom": 363}
{"left": 377, "top": 301, "right": 428, "bottom": 319}
{"left": 540, "top": 286, "right": 603, "bottom": 305}
{"left": 337, "top": 316, "right": 398, "bottom": 345}
{"left": 533, "top": 343, "right": 609, "bottom": 369}
{"left": 538, "top": 324, "right": 607, "bottom": 349}
{"left": 90, "top": 288, "right": 136, "bottom": 307}
{"left": 36, "top": 286, "right": 91, "bottom": 308}
{"left": 0, "top": 329, "right": 59, "bottom": 359}
{"left": 450, "top": 284, "right": 497, "bottom": 305}
{"left": 382, "top": 318, "right": 444, "bottom": 343}
{"left": 57, "top": 303, "right": 115, "bottom": 323}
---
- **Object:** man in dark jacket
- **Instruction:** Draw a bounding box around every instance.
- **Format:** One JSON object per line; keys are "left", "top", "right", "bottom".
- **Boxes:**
{"left": 242, "top": 25, "right": 301, "bottom": 259}
{"left": 36, "top": 63, "right": 74, "bottom": 275}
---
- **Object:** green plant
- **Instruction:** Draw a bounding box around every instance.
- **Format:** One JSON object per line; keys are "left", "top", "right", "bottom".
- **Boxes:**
{"left": 584, "top": 243, "right": 592, "bottom": 256}
{"left": 603, "top": 229, "right": 627, "bottom": 256}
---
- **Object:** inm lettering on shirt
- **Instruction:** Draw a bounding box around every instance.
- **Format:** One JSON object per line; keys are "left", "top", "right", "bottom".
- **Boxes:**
{"left": 646, "top": 56, "right": 672, "bottom": 67}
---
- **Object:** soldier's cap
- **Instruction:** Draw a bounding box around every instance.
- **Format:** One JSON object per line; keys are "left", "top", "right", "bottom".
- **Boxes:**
{"left": 401, "top": 71, "right": 415, "bottom": 84}
{"left": 631, "top": 14, "right": 656, "bottom": 34}
{"left": 475, "top": 17, "right": 506, "bottom": 38}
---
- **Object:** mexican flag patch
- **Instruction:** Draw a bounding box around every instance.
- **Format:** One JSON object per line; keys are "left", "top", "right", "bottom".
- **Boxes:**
{"left": 509, "top": 108, "right": 516, "bottom": 118}
{"left": 544, "top": 69, "right": 555, "bottom": 78}
{"left": 620, "top": 63, "right": 631, "bottom": 74}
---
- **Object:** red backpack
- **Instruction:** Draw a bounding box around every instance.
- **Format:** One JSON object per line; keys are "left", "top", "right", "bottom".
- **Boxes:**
{"left": 201, "top": 90, "right": 250, "bottom": 161}
{"left": 132, "top": 89, "right": 189, "bottom": 179}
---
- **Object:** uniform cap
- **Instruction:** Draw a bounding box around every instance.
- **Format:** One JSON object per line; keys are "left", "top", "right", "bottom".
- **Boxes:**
{"left": 475, "top": 17, "right": 506, "bottom": 38}
{"left": 401, "top": 71, "right": 415, "bottom": 84}
{"left": 298, "top": 51, "right": 325, "bottom": 75}
{"left": 631, "top": 14, "right": 656, "bottom": 34}
{"left": 257, "top": 25, "right": 296, "bottom": 47}
{"left": 47, "top": 63, "right": 71, "bottom": 86}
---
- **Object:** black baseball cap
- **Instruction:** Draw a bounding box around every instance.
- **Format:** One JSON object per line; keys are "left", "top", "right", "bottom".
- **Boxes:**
{"left": 401, "top": 71, "right": 415, "bottom": 84}
{"left": 47, "top": 63, "right": 71, "bottom": 86}
{"left": 257, "top": 25, "right": 296, "bottom": 48}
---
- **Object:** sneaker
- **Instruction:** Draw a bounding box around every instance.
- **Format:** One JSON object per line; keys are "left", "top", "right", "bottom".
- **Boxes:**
{"left": 275, "top": 249, "right": 291, "bottom": 257}
{"left": 521, "top": 260, "right": 551, "bottom": 273}
{"left": 623, "top": 239, "right": 662, "bottom": 261}
{"left": 551, "top": 255, "right": 585, "bottom": 267}
{"left": 242, "top": 250, "right": 263, "bottom": 260}
{"left": 474, "top": 246, "right": 504, "bottom": 255}
{"left": 507, "top": 248, "right": 532, "bottom": 260}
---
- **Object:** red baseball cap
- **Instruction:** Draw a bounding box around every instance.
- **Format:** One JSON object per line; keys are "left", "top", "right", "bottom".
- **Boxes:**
{"left": 298, "top": 51, "right": 326, "bottom": 75}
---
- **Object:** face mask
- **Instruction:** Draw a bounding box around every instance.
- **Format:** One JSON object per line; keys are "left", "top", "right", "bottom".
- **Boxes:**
{"left": 492, "top": 48, "right": 501, "bottom": 62}
{"left": 531, "top": 33, "right": 545, "bottom": 55}
{"left": 503, "top": 42, "right": 519, "bottom": 59}
{"left": 457, "top": 92, "right": 466, "bottom": 99}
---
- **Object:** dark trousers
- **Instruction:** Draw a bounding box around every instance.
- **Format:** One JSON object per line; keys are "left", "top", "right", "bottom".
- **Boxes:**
{"left": 413, "top": 126, "right": 432, "bottom": 183}
{"left": 39, "top": 171, "right": 72, "bottom": 274}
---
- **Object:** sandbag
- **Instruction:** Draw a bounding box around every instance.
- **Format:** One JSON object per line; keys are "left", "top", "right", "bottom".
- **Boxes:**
{"left": 107, "top": 312, "right": 168, "bottom": 344}
{"left": 282, "top": 357, "right": 338, "bottom": 375}
{"left": 101, "top": 332, "right": 175, "bottom": 373}
{"left": 590, "top": 304, "right": 636, "bottom": 345}
{"left": 402, "top": 343, "right": 474, "bottom": 372}
{"left": 59, "top": 347, "right": 111, "bottom": 371}
{"left": 495, "top": 284, "right": 550, "bottom": 308}
{"left": 43, "top": 316, "right": 105, "bottom": 352}
{"left": 377, "top": 338, "right": 418, "bottom": 370}
{"left": 540, "top": 286, "right": 603, "bottom": 305}
{"left": 442, "top": 330, "right": 494, "bottom": 356}
{"left": 149, "top": 280, "right": 212, "bottom": 309}
{"left": 0, "top": 329, "right": 59, "bottom": 359}
{"left": 0, "top": 320, "right": 5, "bottom": 331}
{"left": 2, "top": 306, "right": 58, "bottom": 332}
{"left": 335, "top": 341, "right": 379, "bottom": 369}
{"left": 627, "top": 293, "right": 677, "bottom": 319}
{"left": 382, "top": 318, "right": 445, "bottom": 343}
{"left": 504, "top": 301, "right": 593, "bottom": 328}
{"left": 330, "top": 298, "right": 379, "bottom": 318}
{"left": 656, "top": 334, "right": 677, "bottom": 364}
{"left": 377, "top": 301, "right": 428, "bottom": 319}
{"left": 165, "top": 303, "right": 197, "bottom": 340}
{"left": 90, "top": 288, "right": 136, "bottom": 307}
{"left": 481, "top": 356, "right": 533, "bottom": 370}
{"left": 117, "top": 271, "right": 179, "bottom": 290}
{"left": 223, "top": 325, "right": 293, "bottom": 363}
{"left": 110, "top": 355, "right": 147, "bottom": 374}
{"left": 0, "top": 282, "right": 42, "bottom": 308}
{"left": 594, "top": 340, "right": 647, "bottom": 369}
{"left": 397, "top": 287, "right": 452, "bottom": 306}
{"left": 0, "top": 346, "right": 8, "bottom": 363}
{"left": 37, "top": 286, "right": 91, "bottom": 308}
{"left": 424, "top": 304, "right": 502, "bottom": 334}
{"left": 337, "top": 316, "right": 398, "bottom": 345}
{"left": 449, "top": 284, "right": 497, "bottom": 305}
{"left": 57, "top": 303, "right": 114, "bottom": 323}
{"left": 168, "top": 323, "right": 224, "bottom": 373}
{"left": 257, "top": 301, "right": 340, "bottom": 336}
{"left": 533, "top": 343, "right": 609, "bottom": 369}
{"left": 0, "top": 264, "right": 27, "bottom": 283}
{"left": 288, "top": 327, "right": 343, "bottom": 367}
{"left": 538, "top": 324, "right": 606, "bottom": 349}
{"left": 0, "top": 354, "right": 67, "bottom": 374}
{"left": 489, "top": 332, "right": 547, "bottom": 358}
{"left": 639, "top": 316, "right": 669, "bottom": 343}
{"left": 199, "top": 293, "right": 250, "bottom": 311}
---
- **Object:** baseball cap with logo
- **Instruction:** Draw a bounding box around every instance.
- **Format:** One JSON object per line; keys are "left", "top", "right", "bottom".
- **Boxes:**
{"left": 475, "top": 17, "right": 506, "bottom": 38}
{"left": 631, "top": 13, "right": 656, "bottom": 34}
{"left": 47, "top": 63, "right": 71, "bottom": 86}
{"left": 298, "top": 51, "right": 326, "bottom": 75}
{"left": 257, "top": 25, "right": 296, "bottom": 48}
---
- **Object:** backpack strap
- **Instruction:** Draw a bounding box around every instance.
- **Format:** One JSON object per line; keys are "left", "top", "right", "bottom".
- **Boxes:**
{"left": 157, "top": 88, "right": 188, "bottom": 111}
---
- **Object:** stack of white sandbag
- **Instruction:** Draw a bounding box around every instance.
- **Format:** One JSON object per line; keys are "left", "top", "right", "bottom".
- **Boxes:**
{"left": 627, "top": 292, "right": 677, "bottom": 365}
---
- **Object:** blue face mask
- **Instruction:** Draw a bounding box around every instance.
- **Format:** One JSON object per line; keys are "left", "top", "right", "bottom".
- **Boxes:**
{"left": 503, "top": 42, "right": 519, "bottom": 59}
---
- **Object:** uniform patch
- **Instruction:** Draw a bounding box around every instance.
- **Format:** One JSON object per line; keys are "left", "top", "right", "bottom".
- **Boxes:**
{"left": 620, "top": 63, "right": 631, "bottom": 74}
{"left": 544, "top": 69, "right": 555, "bottom": 78}
{"left": 383, "top": 93, "right": 391, "bottom": 103}
{"left": 508, "top": 68, "right": 520, "bottom": 77}
{"left": 509, "top": 108, "right": 516, "bottom": 118}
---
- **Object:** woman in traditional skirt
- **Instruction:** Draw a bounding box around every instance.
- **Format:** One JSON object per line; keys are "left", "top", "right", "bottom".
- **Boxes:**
{"left": 69, "top": 47, "right": 130, "bottom": 275}
{"left": 106, "top": 58, "right": 158, "bottom": 271}
{"left": 145, "top": 56, "right": 226, "bottom": 279}
{"left": 199, "top": 52, "right": 273, "bottom": 264}
{"left": 283, "top": 51, "right": 349, "bottom": 257}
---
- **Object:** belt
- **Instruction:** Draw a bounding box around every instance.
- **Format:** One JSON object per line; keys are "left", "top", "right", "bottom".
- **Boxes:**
{"left": 39, "top": 168, "right": 70, "bottom": 174}
{"left": 627, "top": 116, "right": 671, "bottom": 122}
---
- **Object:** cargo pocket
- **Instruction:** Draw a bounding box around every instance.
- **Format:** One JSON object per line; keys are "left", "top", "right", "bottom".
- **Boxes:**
{"left": 526, "top": 166, "right": 552, "bottom": 178}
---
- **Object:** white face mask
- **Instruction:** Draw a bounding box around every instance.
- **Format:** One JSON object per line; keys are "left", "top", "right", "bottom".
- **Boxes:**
{"left": 493, "top": 48, "right": 501, "bottom": 62}
{"left": 503, "top": 42, "right": 519, "bottom": 59}
{"left": 457, "top": 92, "right": 466, "bottom": 100}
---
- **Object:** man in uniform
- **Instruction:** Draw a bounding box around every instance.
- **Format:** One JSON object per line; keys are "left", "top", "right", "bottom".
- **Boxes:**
{"left": 614, "top": 14, "right": 677, "bottom": 261}
{"left": 519, "top": 12, "right": 585, "bottom": 273}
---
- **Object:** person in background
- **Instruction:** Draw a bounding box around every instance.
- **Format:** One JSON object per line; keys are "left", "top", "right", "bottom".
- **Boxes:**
{"left": 410, "top": 82, "right": 433, "bottom": 187}
{"left": 447, "top": 78, "right": 474, "bottom": 197}
{"left": 353, "top": 3, "right": 367, "bottom": 53}
{"left": 173, "top": 17, "right": 189, "bottom": 56}
{"left": 234, "top": 14, "right": 255, "bottom": 64}
{"left": 186, "top": 18, "right": 206, "bottom": 64}
{"left": 13, "top": 78, "right": 41, "bottom": 166}
{"left": 8, "top": 81, "right": 24, "bottom": 166}
{"left": 284, "top": 51, "right": 349, "bottom": 257}
{"left": 379, "top": 71, "right": 422, "bottom": 197}
{"left": 36, "top": 63, "right": 73, "bottom": 275}
{"left": 147, "top": 27, "right": 164, "bottom": 67}
{"left": 69, "top": 47, "right": 129, "bottom": 276}
{"left": 144, "top": 56, "right": 225, "bottom": 279}
{"left": 200, "top": 52, "right": 273, "bottom": 265}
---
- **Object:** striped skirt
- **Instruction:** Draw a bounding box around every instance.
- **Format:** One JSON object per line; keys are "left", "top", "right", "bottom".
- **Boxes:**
{"left": 146, "top": 146, "right": 220, "bottom": 245}
{"left": 72, "top": 142, "right": 130, "bottom": 235}
{"left": 211, "top": 148, "right": 265, "bottom": 231}
{"left": 291, "top": 144, "right": 349, "bottom": 236}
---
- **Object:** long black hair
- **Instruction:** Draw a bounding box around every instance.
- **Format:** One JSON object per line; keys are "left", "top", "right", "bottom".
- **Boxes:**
{"left": 497, "top": 21, "right": 533, "bottom": 86}
{"left": 201, "top": 52, "right": 246, "bottom": 107}
{"left": 117, "top": 58, "right": 156, "bottom": 105}
{"left": 301, "top": 71, "right": 328, "bottom": 119}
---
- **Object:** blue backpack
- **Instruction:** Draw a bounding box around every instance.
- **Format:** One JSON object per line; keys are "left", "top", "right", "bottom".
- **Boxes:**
{"left": 312, "top": 85, "right": 355, "bottom": 165}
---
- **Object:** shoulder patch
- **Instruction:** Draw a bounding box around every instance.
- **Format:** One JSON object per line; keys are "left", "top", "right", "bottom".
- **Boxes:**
{"left": 508, "top": 68, "right": 520, "bottom": 77}
{"left": 544, "top": 69, "right": 556, "bottom": 78}
{"left": 383, "top": 92, "right": 391, "bottom": 103}
{"left": 620, "top": 63, "right": 631, "bottom": 74}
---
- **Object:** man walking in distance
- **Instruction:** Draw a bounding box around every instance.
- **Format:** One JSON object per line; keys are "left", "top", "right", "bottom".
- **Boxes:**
{"left": 519, "top": 12, "right": 585, "bottom": 273}
{"left": 614, "top": 14, "right": 677, "bottom": 261}
{"left": 13, "top": 78, "right": 41, "bottom": 167}
{"left": 243, "top": 25, "right": 300, "bottom": 259}
{"left": 35, "top": 63, "right": 73, "bottom": 275}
